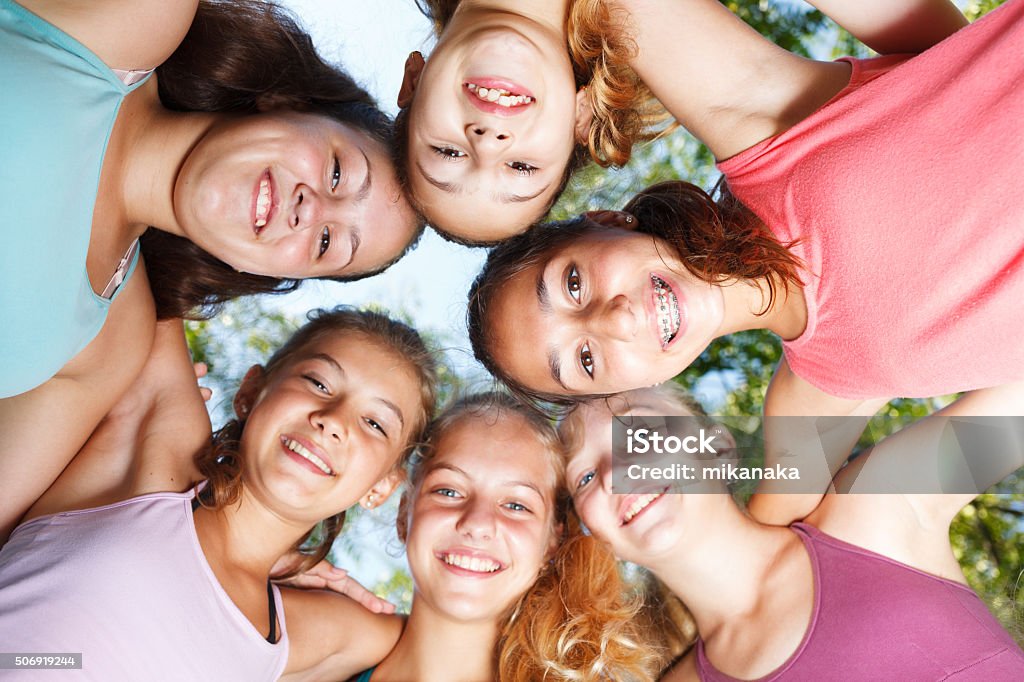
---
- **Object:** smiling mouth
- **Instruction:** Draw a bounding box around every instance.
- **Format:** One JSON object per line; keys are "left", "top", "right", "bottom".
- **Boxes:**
{"left": 621, "top": 492, "right": 664, "bottom": 525}
{"left": 651, "top": 275, "right": 681, "bottom": 348}
{"left": 282, "top": 436, "right": 334, "bottom": 476}
{"left": 440, "top": 552, "right": 504, "bottom": 574}
{"left": 253, "top": 171, "right": 274, "bottom": 235}
{"left": 465, "top": 82, "right": 535, "bottom": 108}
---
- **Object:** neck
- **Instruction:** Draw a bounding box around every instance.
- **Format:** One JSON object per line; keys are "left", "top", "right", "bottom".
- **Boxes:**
{"left": 454, "top": 0, "right": 570, "bottom": 35}
{"left": 719, "top": 275, "right": 807, "bottom": 341}
{"left": 374, "top": 597, "right": 501, "bottom": 681}
{"left": 193, "top": 486, "right": 311, "bottom": 580}
{"left": 643, "top": 499, "right": 789, "bottom": 637}
{"left": 116, "top": 80, "right": 221, "bottom": 238}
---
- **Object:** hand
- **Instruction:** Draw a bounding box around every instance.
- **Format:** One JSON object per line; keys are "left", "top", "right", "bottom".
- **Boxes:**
{"left": 272, "top": 556, "right": 397, "bottom": 615}
{"left": 192, "top": 362, "right": 212, "bottom": 402}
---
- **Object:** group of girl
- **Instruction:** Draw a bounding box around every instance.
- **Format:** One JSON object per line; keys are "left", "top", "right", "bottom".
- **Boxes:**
{"left": 2, "top": 0, "right": 1023, "bottom": 679}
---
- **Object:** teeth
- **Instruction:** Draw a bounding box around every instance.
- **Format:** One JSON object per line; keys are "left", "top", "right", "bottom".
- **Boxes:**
{"left": 283, "top": 438, "right": 333, "bottom": 475}
{"left": 254, "top": 177, "right": 271, "bottom": 229}
{"left": 651, "top": 275, "right": 681, "bottom": 347}
{"left": 442, "top": 553, "right": 501, "bottom": 573}
{"left": 465, "top": 83, "right": 534, "bottom": 107}
{"left": 623, "top": 493, "right": 662, "bottom": 524}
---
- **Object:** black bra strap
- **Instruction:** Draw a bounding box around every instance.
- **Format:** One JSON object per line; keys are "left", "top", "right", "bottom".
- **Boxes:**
{"left": 266, "top": 581, "right": 278, "bottom": 644}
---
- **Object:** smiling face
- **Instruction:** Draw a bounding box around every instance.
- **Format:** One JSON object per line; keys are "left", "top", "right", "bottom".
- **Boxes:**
{"left": 565, "top": 391, "right": 702, "bottom": 564}
{"left": 174, "top": 111, "right": 418, "bottom": 279}
{"left": 401, "top": 8, "right": 588, "bottom": 242}
{"left": 404, "top": 412, "right": 560, "bottom": 624}
{"left": 487, "top": 225, "right": 726, "bottom": 397}
{"left": 237, "top": 332, "right": 421, "bottom": 526}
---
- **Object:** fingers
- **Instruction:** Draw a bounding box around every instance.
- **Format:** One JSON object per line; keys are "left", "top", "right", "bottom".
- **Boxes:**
{"left": 192, "top": 362, "right": 212, "bottom": 402}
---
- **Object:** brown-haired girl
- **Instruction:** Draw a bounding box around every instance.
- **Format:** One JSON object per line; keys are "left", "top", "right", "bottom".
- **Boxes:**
{"left": 353, "top": 392, "right": 657, "bottom": 681}
{"left": 0, "top": 0, "right": 421, "bottom": 540}
{"left": 0, "top": 308, "right": 438, "bottom": 680}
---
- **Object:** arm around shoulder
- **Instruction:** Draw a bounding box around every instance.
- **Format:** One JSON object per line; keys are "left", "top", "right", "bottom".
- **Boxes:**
{"left": 804, "top": 0, "right": 967, "bottom": 55}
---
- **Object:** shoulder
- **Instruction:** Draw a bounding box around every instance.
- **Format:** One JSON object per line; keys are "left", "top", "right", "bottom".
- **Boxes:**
{"left": 281, "top": 588, "right": 403, "bottom": 679}
{"left": 661, "top": 648, "right": 700, "bottom": 682}
{"left": 765, "top": 358, "right": 886, "bottom": 417}
{"left": 15, "top": 0, "right": 199, "bottom": 70}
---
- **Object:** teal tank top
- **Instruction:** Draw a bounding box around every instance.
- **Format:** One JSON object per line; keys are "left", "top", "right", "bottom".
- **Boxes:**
{"left": 352, "top": 667, "right": 375, "bottom": 682}
{"left": 1, "top": 0, "right": 146, "bottom": 397}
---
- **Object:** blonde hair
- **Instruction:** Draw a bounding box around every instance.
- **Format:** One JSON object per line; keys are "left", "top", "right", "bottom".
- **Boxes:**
{"left": 401, "top": 392, "right": 660, "bottom": 681}
{"left": 195, "top": 307, "right": 439, "bottom": 579}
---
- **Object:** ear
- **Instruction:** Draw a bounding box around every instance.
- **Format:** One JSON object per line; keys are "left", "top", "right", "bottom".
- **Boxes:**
{"left": 361, "top": 469, "right": 402, "bottom": 510}
{"left": 233, "top": 365, "right": 265, "bottom": 420}
{"left": 397, "top": 51, "right": 426, "bottom": 109}
{"left": 582, "top": 210, "right": 638, "bottom": 230}
{"left": 573, "top": 86, "right": 594, "bottom": 144}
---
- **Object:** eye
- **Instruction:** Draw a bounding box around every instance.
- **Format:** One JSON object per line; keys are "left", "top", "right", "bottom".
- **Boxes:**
{"left": 432, "top": 146, "right": 465, "bottom": 161}
{"left": 504, "top": 501, "right": 531, "bottom": 513}
{"left": 580, "top": 342, "right": 595, "bottom": 378}
{"left": 363, "top": 417, "right": 388, "bottom": 438}
{"left": 566, "top": 265, "right": 582, "bottom": 303}
{"left": 331, "top": 157, "right": 341, "bottom": 191}
{"left": 318, "top": 226, "right": 331, "bottom": 258}
{"left": 433, "top": 487, "right": 461, "bottom": 499}
{"left": 576, "top": 470, "right": 596, "bottom": 491}
{"left": 304, "top": 375, "right": 329, "bottom": 393}
{"left": 507, "top": 161, "right": 537, "bottom": 176}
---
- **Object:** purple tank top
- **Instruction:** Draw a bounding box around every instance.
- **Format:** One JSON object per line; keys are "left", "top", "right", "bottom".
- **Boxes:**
{"left": 695, "top": 523, "right": 1024, "bottom": 680}
{"left": 0, "top": 488, "right": 289, "bottom": 681}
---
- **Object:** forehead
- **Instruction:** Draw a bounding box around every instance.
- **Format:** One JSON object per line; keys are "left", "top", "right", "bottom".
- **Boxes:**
{"left": 428, "top": 414, "right": 557, "bottom": 490}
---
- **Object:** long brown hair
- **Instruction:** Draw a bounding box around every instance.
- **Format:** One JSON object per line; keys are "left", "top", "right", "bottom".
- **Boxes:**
{"left": 195, "top": 307, "right": 439, "bottom": 579}
{"left": 467, "top": 180, "right": 803, "bottom": 409}
{"left": 142, "top": 0, "right": 424, "bottom": 319}
{"left": 399, "top": 392, "right": 658, "bottom": 680}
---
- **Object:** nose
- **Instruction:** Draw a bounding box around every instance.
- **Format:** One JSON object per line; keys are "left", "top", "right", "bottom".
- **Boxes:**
{"left": 465, "top": 123, "right": 513, "bottom": 155}
{"left": 291, "top": 186, "right": 320, "bottom": 232}
{"left": 455, "top": 496, "right": 495, "bottom": 541}
{"left": 586, "top": 295, "right": 637, "bottom": 341}
{"left": 310, "top": 400, "right": 348, "bottom": 443}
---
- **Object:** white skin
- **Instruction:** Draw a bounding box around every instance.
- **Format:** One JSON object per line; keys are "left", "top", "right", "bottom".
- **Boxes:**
{"left": 369, "top": 412, "right": 561, "bottom": 682}
{"left": 25, "top": 319, "right": 425, "bottom": 680}
{"left": 0, "top": 0, "right": 417, "bottom": 543}
{"left": 565, "top": 384, "right": 1024, "bottom": 680}
{"left": 398, "top": 0, "right": 593, "bottom": 241}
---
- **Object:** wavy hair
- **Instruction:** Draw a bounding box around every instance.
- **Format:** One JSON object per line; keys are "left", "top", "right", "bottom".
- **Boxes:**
{"left": 467, "top": 180, "right": 804, "bottom": 408}
{"left": 194, "top": 307, "right": 439, "bottom": 579}
{"left": 142, "top": 0, "right": 425, "bottom": 319}
{"left": 399, "top": 392, "right": 659, "bottom": 681}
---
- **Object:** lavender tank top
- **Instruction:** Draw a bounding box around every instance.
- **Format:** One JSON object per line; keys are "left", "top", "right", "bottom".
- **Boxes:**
{"left": 0, "top": 488, "right": 289, "bottom": 681}
{"left": 695, "top": 523, "right": 1024, "bottom": 680}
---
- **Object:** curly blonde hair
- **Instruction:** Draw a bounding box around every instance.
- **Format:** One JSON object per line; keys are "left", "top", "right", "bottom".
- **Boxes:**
{"left": 400, "top": 392, "right": 661, "bottom": 681}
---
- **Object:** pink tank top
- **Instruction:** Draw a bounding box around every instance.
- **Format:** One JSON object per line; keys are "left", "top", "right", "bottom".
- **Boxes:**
{"left": 718, "top": 0, "right": 1024, "bottom": 399}
{"left": 695, "top": 523, "right": 1024, "bottom": 680}
{"left": 0, "top": 488, "right": 289, "bottom": 681}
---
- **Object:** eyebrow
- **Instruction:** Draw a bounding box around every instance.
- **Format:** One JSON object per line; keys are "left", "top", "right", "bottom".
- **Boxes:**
{"left": 430, "top": 463, "right": 545, "bottom": 499}
{"left": 536, "top": 268, "right": 572, "bottom": 392}
{"left": 309, "top": 353, "right": 405, "bottom": 428}
{"left": 356, "top": 150, "right": 373, "bottom": 202}
{"left": 415, "top": 163, "right": 552, "bottom": 204}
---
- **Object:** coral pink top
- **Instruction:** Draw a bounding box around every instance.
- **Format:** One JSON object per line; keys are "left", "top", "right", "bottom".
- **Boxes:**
{"left": 718, "top": 0, "right": 1024, "bottom": 399}
{"left": 695, "top": 524, "right": 1024, "bottom": 681}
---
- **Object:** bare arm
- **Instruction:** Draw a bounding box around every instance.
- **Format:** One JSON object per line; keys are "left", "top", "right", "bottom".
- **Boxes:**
{"left": 805, "top": 0, "right": 967, "bottom": 55}
{"left": 17, "top": 0, "right": 199, "bottom": 69}
{"left": 279, "top": 588, "right": 404, "bottom": 680}
{"left": 24, "top": 318, "right": 208, "bottom": 522}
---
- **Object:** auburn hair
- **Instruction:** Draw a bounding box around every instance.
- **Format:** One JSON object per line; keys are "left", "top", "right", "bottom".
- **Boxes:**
{"left": 142, "top": 0, "right": 424, "bottom": 319}
{"left": 195, "top": 307, "right": 439, "bottom": 579}
{"left": 399, "top": 392, "right": 659, "bottom": 680}
{"left": 467, "top": 180, "right": 804, "bottom": 409}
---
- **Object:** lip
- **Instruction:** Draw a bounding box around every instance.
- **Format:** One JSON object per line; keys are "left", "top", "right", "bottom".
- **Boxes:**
{"left": 251, "top": 169, "right": 278, "bottom": 236}
{"left": 435, "top": 548, "right": 507, "bottom": 578}
{"left": 464, "top": 77, "right": 534, "bottom": 118}
{"left": 617, "top": 490, "right": 667, "bottom": 526}
{"left": 647, "top": 272, "right": 687, "bottom": 351}
{"left": 279, "top": 434, "right": 335, "bottom": 477}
